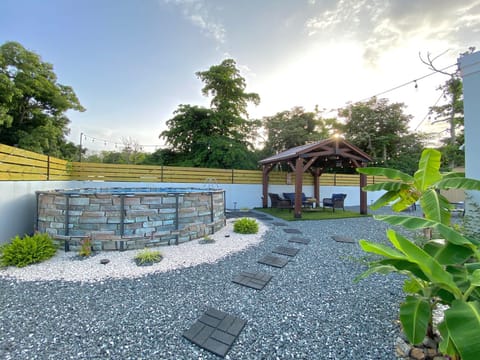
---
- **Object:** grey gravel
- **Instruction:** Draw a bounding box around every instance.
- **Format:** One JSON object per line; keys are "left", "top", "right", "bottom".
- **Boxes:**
{"left": 0, "top": 212, "right": 405, "bottom": 360}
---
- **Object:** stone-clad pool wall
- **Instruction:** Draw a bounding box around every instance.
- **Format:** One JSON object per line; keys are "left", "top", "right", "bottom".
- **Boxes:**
{"left": 36, "top": 188, "right": 225, "bottom": 251}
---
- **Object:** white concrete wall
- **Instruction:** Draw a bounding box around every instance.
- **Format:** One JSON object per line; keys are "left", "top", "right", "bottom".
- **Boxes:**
{"left": 0, "top": 180, "right": 386, "bottom": 244}
{"left": 460, "top": 50, "right": 480, "bottom": 234}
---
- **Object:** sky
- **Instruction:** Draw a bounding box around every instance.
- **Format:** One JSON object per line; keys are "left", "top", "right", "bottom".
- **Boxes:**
{"left": 1, "top": 0, "right": 479, "bottom": 153}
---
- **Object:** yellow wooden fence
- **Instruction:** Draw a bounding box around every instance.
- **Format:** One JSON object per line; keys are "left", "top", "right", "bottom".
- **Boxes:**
{"left": 0, "top": 144, "right": 70, "bottom": 181}
{"left": 0, "top": 143, "right": 386, "bottom": 185}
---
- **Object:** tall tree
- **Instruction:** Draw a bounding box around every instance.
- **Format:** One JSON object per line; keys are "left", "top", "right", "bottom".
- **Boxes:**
{"left": 160, "top": 59, "right": 260, "bottom": 169}
{"left": 261, "top": 106, "right": 340, "bottom": 156}
{"left": 430, "top": 77, "right": 465, "bottom": 169}
{"left": 0, "top": 41, "right": 85, "bottom": 159}
{"left": 339, "top": 98, "right": 424, "bottom": 174}
{"left": 419, "top": 48, "right": 475, "bottom": 169}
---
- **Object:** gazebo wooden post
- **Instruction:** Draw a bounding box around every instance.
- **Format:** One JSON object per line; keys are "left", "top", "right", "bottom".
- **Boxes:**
{"left": 262, "top": 165, "right": 270, "bottom": 208}
{"left": 359, "top": 164, "right": 368, "bottom": 214}
{"left": 313, "top": 168, "right": 322, "bottom": 206}
{"left": 294, "top": 157, "right": 303, "bottom": 218}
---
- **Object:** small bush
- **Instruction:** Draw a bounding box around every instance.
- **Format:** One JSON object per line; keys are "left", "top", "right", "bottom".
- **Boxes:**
{"left": 134, "top": 249, "right": 163, "bottom": 266}
{"left": 0, "top": 233, "right": 57, "bottom": 268}
{"left": 233, "top": 218, "right": 259, "bottom": 234}
{"left": 79, "top": 237, "right": 92, "bottom": 257}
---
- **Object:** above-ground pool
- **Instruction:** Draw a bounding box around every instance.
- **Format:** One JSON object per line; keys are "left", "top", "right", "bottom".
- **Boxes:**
{"left": 36, "top": 187, "right": 226, "bottom": 251}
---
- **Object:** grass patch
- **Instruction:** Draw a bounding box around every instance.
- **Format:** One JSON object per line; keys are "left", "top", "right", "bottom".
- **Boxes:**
{"left": 255, "top": 207, "right": 370, "bottom": 221}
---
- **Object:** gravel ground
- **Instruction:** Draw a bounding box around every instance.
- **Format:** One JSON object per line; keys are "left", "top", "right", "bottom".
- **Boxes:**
{"left": 0, "top": 212, "right": 405, "bottom": 360}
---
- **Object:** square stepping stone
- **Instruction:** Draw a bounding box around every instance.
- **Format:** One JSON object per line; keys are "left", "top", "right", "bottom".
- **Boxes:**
{"left": 272, "top": 246, "right": 299, "bottom": 257}
{"left": 288, "top": 237, "right": 311, "bottom": 245}
{"left": 183, "top": 308, "right": 246, "bottom": 358}
{"left": 232, "top": 271, "right": 272, "bottom": 290}
{"left": 272, "top": 221, "right": 287, "bottom": 226}
{"left": 283, "top": 228, "right": 302, "bottom": 234}
{"left": 258, "top": 254, "right": 289, "bottom": 268}
{"left": 332, "top": 235, "right": 356, "bottom": 243}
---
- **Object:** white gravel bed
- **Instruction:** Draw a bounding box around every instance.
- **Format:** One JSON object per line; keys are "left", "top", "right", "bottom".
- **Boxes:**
{"left": 0, "top": 218, "right": 267, "bottom": 283}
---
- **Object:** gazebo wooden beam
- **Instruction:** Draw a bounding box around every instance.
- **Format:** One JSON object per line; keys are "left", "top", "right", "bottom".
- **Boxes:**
{"left": 258, "top": 138, "right": 373, "bottom": 215}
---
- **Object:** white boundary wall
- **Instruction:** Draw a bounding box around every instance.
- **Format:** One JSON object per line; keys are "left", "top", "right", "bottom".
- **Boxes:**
{"left": 0, "top": 180, "right": 385, "bottom": 243}
{"left": 460, "top": 51, "right": 480, "bottom": 234}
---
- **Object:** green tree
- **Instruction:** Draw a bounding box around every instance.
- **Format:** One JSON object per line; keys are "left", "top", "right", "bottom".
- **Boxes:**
{"left": 431, "top": 77, "right": 465, "bottom": 170}
{"left": 160, "top": 59, "right": 260, "bottom": 169}
{"left": 339, "top": 98, "right": 424, "bottom": 174}
{"left": 261, "top": 106, "right": 340, "bottom": 156}
{"left": 0, "top": 41, "right": 85, "bottom": 159}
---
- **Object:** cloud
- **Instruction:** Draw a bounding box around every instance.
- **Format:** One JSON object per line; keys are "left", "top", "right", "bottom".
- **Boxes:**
{"left": 162, "top": 0, "right": 226, "bottom": 44}
{"left": 305, "top": 0, "right": 480, "bottom": 64}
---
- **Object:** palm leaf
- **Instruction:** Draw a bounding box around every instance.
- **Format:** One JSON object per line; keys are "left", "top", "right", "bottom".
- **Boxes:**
{"left": 442, "top": 172, "right": 465, "bottom": 179}
{"left": 438, "top": 321, "right": 459, "bottom": 358}
{"left": 445, "top": 300, "right": 480, "bottom": 360}
{"left": 362, "top": 182, "right": 408, "bottom": 192}
{"left": 400, "top": 295, "right": 431, "bottom": 344}
{"left": 386, "top": 229, "right": 460, "bottom": 296}
{"left": 369, "top": 190, "right": 400, "bottom": 210}
{"left": 358, "top": 239, "right": 406, "bottom": 259}
{"left": 376, "top": 215, "right": 476, "bottom": 247}
{"left": 420, "top": 189, "right": 451, "bottom": 224}
{"left": 437, "top": 177, "right": 480, "bottom": 190}
{"left": 375, "top": 214, "right": 438, "bottom": 229}
{"left": 357, "top": 167, "right": 413, "bottom": 182}
{"left": 414, "top": 149, "right": 442, "bottom": 191}
{"left": 424, "top": 241, "right": 473, "bottom": 265}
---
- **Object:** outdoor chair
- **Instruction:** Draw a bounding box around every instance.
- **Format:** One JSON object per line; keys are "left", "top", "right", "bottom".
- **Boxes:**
{"left": 322, "top": 193, "right": 347, "bottom": 212}
{"left": 282, "top": 192, "right": 313, "bottom": 208}
{"left": 268, "top": 193, "right": 292, "bottom": 209}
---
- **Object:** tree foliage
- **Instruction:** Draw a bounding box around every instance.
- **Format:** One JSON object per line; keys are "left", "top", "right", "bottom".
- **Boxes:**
{"left": 260, "top": 106, "right": 340, "bottom": 157}
{"left": 160, "top": 59, "right": 260, "bottom": 169}
{"left": 339, "top": 98, "right": 424, "bottom": 174}
{"left": 0, "top": 41, "right": 84, "bottom": 160}
{"left": 431, "top": 77, "right": 465, "bottom": 170}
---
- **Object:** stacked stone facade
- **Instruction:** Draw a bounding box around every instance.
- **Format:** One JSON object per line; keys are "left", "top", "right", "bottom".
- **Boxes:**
{"left": 36, "top": 189, "right": 225, "bottom": 251}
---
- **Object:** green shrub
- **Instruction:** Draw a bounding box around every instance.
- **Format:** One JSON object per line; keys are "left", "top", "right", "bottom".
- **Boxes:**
{"left": 134, "top": 249, "right": 162, "bottom": 266}
{"left": 79, "top": 237, "right": 92, "bottom": 257}
{"left": 0, "top": 233, "right": 57, "bottom": 268}
{"left": 233, "top": 218, "right": 259, "bottom": 234}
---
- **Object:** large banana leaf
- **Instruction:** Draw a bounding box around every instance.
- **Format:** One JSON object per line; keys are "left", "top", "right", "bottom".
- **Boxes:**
{"left": 354, "top": 264, "right": 399, "bottom": 282}
{"left": 442, "top": 171, "right": 466, "bottom": 179}
{"left": 445, "top": 300, "right": 480, "bottom": 360}
{"left": 438, "top": 320, "right": 459, "bottom": 358}
{"left": 357, "top": 167, "right": 413, "bottom": 182}
{"left": 386, "top": 229, "right": 460, "bottom": 297}
{"left": 378, "top": 258, "right": 429, "bottom": 281}
{"left": 424, "top": 241, "right": 473, "bottom": 265}
{"left": 420, "top": 188, "right": 451, "bottom": 224}
{"left": 362, "top": 182, "right": 409, "bottom": 192}
{"left": 375, "top": 214, "right": 438, "bottom": 228}
{"left": 369, "top": 190, "right": 400, "bottom": 210}
{"left": 399, "top": 295, "right": 431, "bottom": 344}
{"left": 358, "top": 239, "right": 406, "bottom": 259}
{"left": 437, "top": 177, "right": 480, "bottom": 190}
{"left": 414, "top": 149, "right": 442, "bottom": 191}
{"left": 375, "top": 215, "right": 476, "bottom": 247}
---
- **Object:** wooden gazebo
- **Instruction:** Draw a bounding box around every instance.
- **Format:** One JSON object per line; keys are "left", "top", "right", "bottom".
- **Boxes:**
{"left": 259, "top": 137, "right": 372, "bottom": 218}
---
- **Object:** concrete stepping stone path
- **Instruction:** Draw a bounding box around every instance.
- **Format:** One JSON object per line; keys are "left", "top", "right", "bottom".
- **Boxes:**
{"left": 183, "top": 308, "right": 247, "bottom": 358}
{"left": 232, "top": 271, "right": 273, "bottom": 290}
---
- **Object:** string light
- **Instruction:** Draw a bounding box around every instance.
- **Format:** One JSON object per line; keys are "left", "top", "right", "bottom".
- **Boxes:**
{"left": 80, "top": 132, "right": 162, "bottom": 151}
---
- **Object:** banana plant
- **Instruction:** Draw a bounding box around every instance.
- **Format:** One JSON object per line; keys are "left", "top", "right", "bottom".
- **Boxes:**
{"left": 357, "top": 148, "right": 480, "bottom": 225}
{"left": 356, "top": 149, "right": 480, "bottom": 360}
